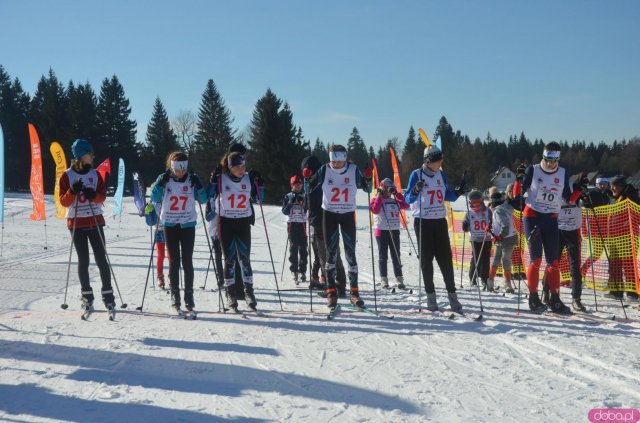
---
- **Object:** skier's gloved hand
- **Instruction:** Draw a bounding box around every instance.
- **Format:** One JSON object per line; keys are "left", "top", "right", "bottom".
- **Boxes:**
{"left": 190, "top": 172, "right": 203, "bottom": 190}
{"left": 389, "top": 186, "right": 397, "bottom": 195}
{"left": 205, "top": 208, "right": 217, "bottom": 222}
{"left": 211, "top": 164, "right": 222, "bottom": 182}
{"left": 144, "top": 204, "right": 158, "bottom": 226}
{"left": 302, "top": 167, "right": 313, "bottom": 179}
{"left": 70, "top": 179, "right": 84, "bottom": 195}
{"left": 516, "top": 163, "right": 527, "bottom": 181}
{"left": 82, "top": 187, "right": 97, "bottom": 200}
{"left": 493, "top": 235, "right": 504, "bottom": 243}
{"left": 295, "top": 194, "right": 304, "bottom": 204}
{"left": 158, "top": 169, "right": 171, "bottom": 187}
{"left": 454, "top": 180, "right": 467, "bottom": 197}
{"left": 376, "top": 187, "right": 384, "bottom": 195}
{"left": 462, "top": 220, "right": 470, "bottom": 232}
{"left": 412, "top": 180, "right": 425, "bottom": 195}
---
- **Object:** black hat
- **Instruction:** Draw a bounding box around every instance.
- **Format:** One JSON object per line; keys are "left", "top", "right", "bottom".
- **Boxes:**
{"left": 301, "top": 155, "right": 322, "bottom": 175}
{"left": 228, "top": 143, "right": 247, "bottom": 154}
{"left": 610, "top": 175, "right": 627, "bottom": 186}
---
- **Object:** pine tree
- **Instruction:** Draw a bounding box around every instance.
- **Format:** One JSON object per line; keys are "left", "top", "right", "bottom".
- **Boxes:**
{"left": 347, "top": 127, "right": 369, "bottom": 169}
{"left": 193, "top": 79, "right": 235, "bottom": 178}
{"left": 311, "top": 137, "right": 328, "bottom": 163}
{"left": 0, "top": 67, "right": 31, "bottom": 191}
{"left": 96, "top": 75, "right": 138, "bottom": 186}
{"left": 67, "top": 81, "right": 99, "bottom": 148}
{"left": 400, "top": 126, "right": 422, "bottom": 184}
{"left": 142, "top": 97, "right": 179, "bottom": 181}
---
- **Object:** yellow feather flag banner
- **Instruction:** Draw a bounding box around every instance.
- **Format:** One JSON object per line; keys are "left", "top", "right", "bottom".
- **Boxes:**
{"left": 418, "top": 128, "right": 431, "bottom": 147}
{"left": 389, "top": 147, "right": 408, "bottom": 229}
{"left": 49, "top": 142, "right": 67, "bottom": 218}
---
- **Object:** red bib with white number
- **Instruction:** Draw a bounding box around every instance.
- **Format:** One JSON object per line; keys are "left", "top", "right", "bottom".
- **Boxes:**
{"left": 219, "top": 173, "right": 252, "bottom": 218}
{"left": 160, "top": 177, "right": 197, "bottom": 224}
{"left": 321, "top": 164, "right": 357, "bottom": 213}
{"left": 411, "top": 171, "right": 446, "bottom": 219}
{"left": 65, "top": 168, "right": 104, "bottom": 218}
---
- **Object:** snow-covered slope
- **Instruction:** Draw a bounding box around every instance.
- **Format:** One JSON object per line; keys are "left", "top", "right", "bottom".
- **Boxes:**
{"left": 1, "top": 193, "right": 638, "bottom": 422}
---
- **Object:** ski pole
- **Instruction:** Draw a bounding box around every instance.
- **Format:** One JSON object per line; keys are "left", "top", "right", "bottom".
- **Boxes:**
{"left": 380, "top": 197, "right": 407, "bottom": 292}
{"left": 584, "top": 191, "right": 627, "bottom": 319}
{"left": 302, "top": 171, "right": 313, "bottom": 312}
{"left": 460, "top": 229, "right": 466, "bottom": 289}
{"left": 88, "top": 203, "right": 127, "bottom": 308}
{"left": 61, "top": 197, "right": 79, "bottom": 310}
{"left": 198, "top": 202, "right": 226, "bottom": 312}
{"left": 394, "top": 197, "right": 418, "bottom": 257}
{"left": 583, "top": 207, "right": 599, "bottom": 311}
{"left": 201, "top": 254, "right": 212, "bottom": 290}
{"left": 366, "top": 185, "right": 378, "bottom": 312}
{"left": 136, "top": 220, "right": 160, "bottom": 311}
{"left": 280, "top": 227, "right": 290, "bottom": 282}
{"left": 417, "top": 173, "right": 424, "bottom": 313}
{"left": 254, "top": 178, "right": 284, "bottom": 311}
{"left": 462, "top": 180, "right": 485, "bottom": 313}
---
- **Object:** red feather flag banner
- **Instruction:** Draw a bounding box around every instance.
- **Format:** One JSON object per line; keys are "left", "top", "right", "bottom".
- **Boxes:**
{"left": 96, "top": 157, "right": 112, "bottom": 183}
{"left": 389, "top": 147, "right": 408, "bottom": 229}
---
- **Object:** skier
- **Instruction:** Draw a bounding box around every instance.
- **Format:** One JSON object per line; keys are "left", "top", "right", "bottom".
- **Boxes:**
{"left": 542, "top": 197, "right": 587, "bottom": 311}
{"left": 579, "top": 175, "right": 612, "bottom": 278}
{"left": 513, "top": 141, "right": 586, "bottom": 314}
{"left": 307, "top": 145, "right": 372, "bottom": 309}
{"left": 143, "top": 193, "right": 169, "bottom": 289}
{"left": 604, "top": 175, "right": 639, "bottom": 301}
{"left": 369, "top": 178, "right": 410, "bottom": 289}
{"left": 208, "top": 151, "right": 263, "bottom": 310}
{"left": 281, "top": 175, "right": 308, "bottom": 284}
{"left": 59, "top": 139, "right": 115, "bottom": 312}
{"left": 404, "top": 145, "right": 466, "bottom": 312}
{"left": 487, "top": 188, "right": 517, "bottom": 293}
{"left": 150, "top": 151, "right": 207, "bottom": 314}
{"left": 301, "top": 155, "right": 348, "bottom": 295}
{"left": 462, "top": 189, "right": 493, "bottom": 291}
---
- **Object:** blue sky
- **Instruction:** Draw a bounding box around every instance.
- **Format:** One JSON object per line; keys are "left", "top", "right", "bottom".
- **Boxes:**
{"left": 1, "top": 0, "right": 639, "bottom": 149}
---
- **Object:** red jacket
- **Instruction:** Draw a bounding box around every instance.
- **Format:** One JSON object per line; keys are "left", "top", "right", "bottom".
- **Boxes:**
{"left": 59, "top": 168, "right": 106, "bottom": 230}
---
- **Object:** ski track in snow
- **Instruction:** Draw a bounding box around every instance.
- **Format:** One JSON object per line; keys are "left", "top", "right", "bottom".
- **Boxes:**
{"left": 0, "top": 193, "right": 639, "bottom": 422}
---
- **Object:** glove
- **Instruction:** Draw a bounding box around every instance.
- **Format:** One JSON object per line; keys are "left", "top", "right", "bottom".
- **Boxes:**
{"left": 579, "top": 172, "right": 589, "bottom": 191}
{"left": 363, "top": 167, "right": 373, "bottom": 179}
{"left": 205, "top": 208, "right": 217, "bottom": 222}
{"left": 454, "top": 180, "right": 466, "bottom": 197}
{"left": 516, "top": 163, "right": 527, "bottom": 181}
{"left": 144, "top": 204, "right": 158, "bottom": 226}
{"left": 462, "top": 220, "right": 469, "bottom": 232}
{"left": 250, "top": 169, "right": 262, "bottom": 184}
{"left": 211, "top": 165, "right": 222, "bottom": 182}
{"left": 70, "top": 179, "right": 84, "bottom": 195}
{"left": 190, "top": 172, "right": 203, "bottom": 190}
{"left": 82, "top": 187, "right": 97, "bottom": 200}
{"left": 582, "top": 195, "right": 594, "bottom": 209}
{"left": 302, "top": 167, "right": 313, "bottom": 179}
{"left": 295, "top": 194, "right": 304, "bottom": 204}
{"left": 376, "top": 187, "right": 384, "bottom": 195}
{"left": 412, "top": 180, "right": 425, "bottom": 195}
{"left": 493, "top": 235, "right": 504, "bottom": 243}
{"left": 158, "top": 169, "right": 171, "bottom": 187}
{"left": 388, "top": 186, "right": 397, "bottom": 195}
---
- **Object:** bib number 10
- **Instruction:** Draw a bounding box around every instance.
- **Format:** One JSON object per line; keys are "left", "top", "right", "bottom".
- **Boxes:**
{"left": 330, "top": 187, "right": 349, "bottom": 202}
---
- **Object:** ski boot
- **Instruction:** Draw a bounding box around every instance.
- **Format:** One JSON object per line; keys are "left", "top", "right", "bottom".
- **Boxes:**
{"left": 448, "top": 292, "right": 463, "bottom": 312}
{"left": 326, "top": 288, "right": 338, "bottom": 309}
{"left": 380, "top": 276, "right": 389, "bottom": 290}
{"left": 291, "top": 272, "right": 299, "bottom": 284}
{"left": 226, "top": 286, "right": 239, "bottom": 310}
{"left": 426, "top": 293, "right": 438, "bottom": 312}
{"left": 504, "top": 280, "right": 515, "bottom": 294}
{"left": 528, "top": 292, "right": 547, "bottom": 312}
{"left": 184, "top": 290, "right": 195, "bottom": 311}
{"left": 572, "top": 298, "right": 587, "bottom": 312}
{"left": 171, "top": 290, "right": 182, "bottom": 314}
{"left": 157, "top": 273, "right": 165, "bottom": 289}
{"left": 244, "top": 284, "right": 257, "bottom": 310}
{"left": 350, "top": 288, "right": 364, "bottom": 308}
{"left": 486, "top": 278, "right": 495, "bottom": 293}
{"left": 81, "top": 297, "right": 94, "bottom": 312}
{"left": 548, "top": 293, "right": 572, "bottom": 315}
{"left": 396, "top": 276, "right": 406, "bottom": 290}
{"left": 604, "top": 291, "right": 623, "bottom": 300}
{"left": 299, "top": 273, "right": 306, "bottom": 283}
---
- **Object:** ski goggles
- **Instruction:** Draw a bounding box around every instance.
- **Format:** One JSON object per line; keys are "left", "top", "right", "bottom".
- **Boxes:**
{"left": 329, "top": 151, "right": 347, "bottom": 162}
{"left": 596, "top": 177, "right": 608, "bottom": 184}
{"left": 542, "top": 151, "right": 560, "bottom": 162}
{"left": 171, "top": 160, "right": 189, "bottom": 171}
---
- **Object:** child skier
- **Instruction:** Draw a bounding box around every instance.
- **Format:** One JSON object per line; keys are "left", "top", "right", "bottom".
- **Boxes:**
{"left": 144, "top": 195, "right": 169, "bottom": 289}
{"left": 513, "top": 141, "right": 586, "bottom": 314}
{"left": 462, "top": 189, "right": 493, "bottom": 291}
{"left": 487, "top": 188, "right": 517, "bottom": 293}
{"left": 405, "top": 145, "right": 466, "bottom": 312}
{"left": 208, "top": 151, "right": 263, "bottom": 310}
{"left": 281, "top": 175, "right": 308, "bottom": 284}
{"left": 307, "top": 145, "right": 372, "bottom": 309}
{"left": 150, "top": 151, "right": 207, "bottom": 315}
{"left": 59, "top": 139, "right": 115, "bottom": 312}
{"left": 369, "top": 178, "right": 409, "bottom": 289}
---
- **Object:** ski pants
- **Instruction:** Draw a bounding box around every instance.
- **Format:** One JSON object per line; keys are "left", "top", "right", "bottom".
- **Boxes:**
{"left": 491, "top": 236, "right": 516, "bottom": 272}
{"left": 376, "top": 230, "right": 402, "bottom": 278}
{"left": 323, "top": 210, "right": 358, "bottom": 291}
{"left": 469, "top": 239, "right": 492, "bottom": 285}
{"left": 164, "top": 225, "right": 196, "bottom": 297}
{"left": 559, "top": 229, "right": 583, "bottom": 299}
{"left": 72, "top": 225, "right": 114, "bottom": 305}
{"left": 288, "top": 222, "right": 308, "bottom": 274}
{"left": 414, "top": 217, "right": 457, "bottom": 294}
{"left": 211, "top": 237, "right": 225, "bottom": 288}
{"left": 220, "top": 216, "right": 253, "bottom": 287}
{"left": 312, "top": 223, "right": 346, "bottom": 288}
{"left": 524, "top": 213, "right": 561, "bottom": 293}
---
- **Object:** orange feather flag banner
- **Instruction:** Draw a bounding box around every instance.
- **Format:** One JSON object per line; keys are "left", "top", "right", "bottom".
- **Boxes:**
{"left": 389, "top": 147, "right": 408, "bottom": 229}
{"left": 28, "top": 123, "right": 46, "bottom": 221}
{"left": 49, "top": 142, "right": 67, "bottom": 219}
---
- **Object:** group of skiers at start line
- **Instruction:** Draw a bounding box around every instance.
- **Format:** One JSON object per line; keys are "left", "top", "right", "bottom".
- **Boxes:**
{"left": 60, "top": 138, "right": 637, "bottom": 317}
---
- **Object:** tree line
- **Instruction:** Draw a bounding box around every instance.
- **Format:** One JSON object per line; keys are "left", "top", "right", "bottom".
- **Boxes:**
{"left": 1, "top": 65, "right": 638, "bottom": 204}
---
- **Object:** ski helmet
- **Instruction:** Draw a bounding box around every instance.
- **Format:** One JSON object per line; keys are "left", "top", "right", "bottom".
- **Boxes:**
{"left": 490, "top": 191, "right": 505, "bottom": 207}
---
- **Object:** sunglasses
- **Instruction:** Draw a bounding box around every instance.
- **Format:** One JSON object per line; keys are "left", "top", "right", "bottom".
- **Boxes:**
{"left": 542, "top": 157, "right": 560, "bottom": 162}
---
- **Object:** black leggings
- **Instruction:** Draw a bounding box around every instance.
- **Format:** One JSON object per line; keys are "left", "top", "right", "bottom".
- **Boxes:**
{"left": 323, "top": 210, "right": 358, "bottom": 291}
{"left": 72, "top": 226, "right": 114, "bottom": 304}
{"left": 164, "top": 225, "right": 196, "bottom": 294}
{"left": 220, "top": 216, "right": 253, "bottom": 286}
{"left": 414, "top": 218, "right": 456, "bottom": 294}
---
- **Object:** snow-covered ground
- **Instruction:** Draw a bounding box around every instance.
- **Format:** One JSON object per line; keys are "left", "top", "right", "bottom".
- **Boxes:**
{"left": 1, "top": 192, "right": 639, "bottom": 422}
